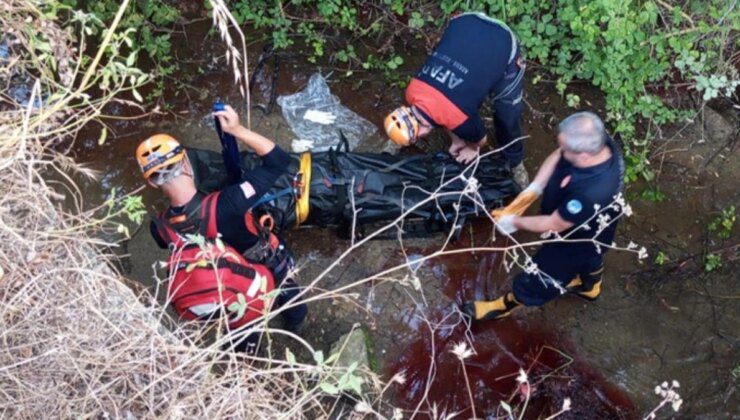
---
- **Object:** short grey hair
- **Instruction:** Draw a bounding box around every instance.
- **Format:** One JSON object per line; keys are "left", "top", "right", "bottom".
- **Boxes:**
{"left": 558, "top": 112, "right": 607, "bottom": 155}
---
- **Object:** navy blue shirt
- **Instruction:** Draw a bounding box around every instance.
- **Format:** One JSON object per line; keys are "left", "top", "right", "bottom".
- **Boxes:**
{"left": 408, "top": 13, "right": 517, "bottom": 142}
{"left": 150, "top": 146, "right": 291, "bottom": 253}
{"left": 540, "top": 138, "right": 625, "bottom": 256}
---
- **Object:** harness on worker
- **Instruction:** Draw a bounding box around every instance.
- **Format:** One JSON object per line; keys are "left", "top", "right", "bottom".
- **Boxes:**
{"left": 154, "top": 191, "right": 288, "bottom": 273}
{"left": 242, "top": 207, "right": 287, "bottom": 272}
{"left": 152, "top": 192, "right": 275, "bottom": 329}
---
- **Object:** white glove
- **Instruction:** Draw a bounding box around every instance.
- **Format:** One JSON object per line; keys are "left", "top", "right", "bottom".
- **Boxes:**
{"left": 291, "top": 138, "right": 315, "bottom": 153}
{"left": 304, "top": 109, "right": 336, "bottom": 125}
{"left": 496, "top": 215, "right": 518, "bottom": 235}
{"left": 524, "top": 182, "right": 543, "bottom": 196}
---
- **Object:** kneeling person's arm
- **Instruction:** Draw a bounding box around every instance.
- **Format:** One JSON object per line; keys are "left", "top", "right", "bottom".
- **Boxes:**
{"left": 451, "top": 114, "right": 487, "bottom": 145}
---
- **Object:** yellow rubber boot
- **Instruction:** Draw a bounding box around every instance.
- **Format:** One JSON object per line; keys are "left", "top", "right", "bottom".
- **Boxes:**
{"left": 463, "top": 293, "right": 522, "bottom": 321}
{"left": 566, "top": 268, "right": 604, "bottom": 301}
{"left": 576, "top": 281, "right": 602, "bottom": 301}
{"left": 565, "top": 276, "right": 582, "bottom": 289}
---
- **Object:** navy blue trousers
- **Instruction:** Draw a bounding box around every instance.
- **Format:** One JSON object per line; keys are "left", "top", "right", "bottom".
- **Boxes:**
{"left": 512, "top": 244, "right": 604, "bottom": 306}
{"left": 275, "top": 276, "right": 309, "bottom": 328}
{"left": 490, "top": 54, "right": 525, "bottom": 166}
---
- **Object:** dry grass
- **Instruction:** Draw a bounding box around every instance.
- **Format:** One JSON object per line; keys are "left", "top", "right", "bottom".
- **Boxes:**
{"left": 208, "top": 0, "right": 251, "bottom": 128}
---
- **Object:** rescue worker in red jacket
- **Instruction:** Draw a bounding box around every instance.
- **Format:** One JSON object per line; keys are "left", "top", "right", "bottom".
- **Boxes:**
{"left": 136, "top": 106, "right": 308, "bottom": 352}
{"left": 384, "top": 12, "right": 528, "bottom": 187}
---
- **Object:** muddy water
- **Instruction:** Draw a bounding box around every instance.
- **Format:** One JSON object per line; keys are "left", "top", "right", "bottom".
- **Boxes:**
{"left": 71, "top": 19, "right": 739, "bottom": 418}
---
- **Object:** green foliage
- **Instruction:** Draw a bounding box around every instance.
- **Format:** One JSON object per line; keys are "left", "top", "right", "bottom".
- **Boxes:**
{"left": 624, "top": 148, "right": 654, "bottom": 183}
{"left": 703, "top": 253, "right": 722, "bottom": 272}
{"left": 230, "top": 0, "right": 737, "bottom": 182}
{"left": 120, "top": 195, "right": 147, "bottom": 224}
{"left": 641, "top": 187, "right": 666, "bottom": 202}
{"left": 60, "top": 0, "right": 179, "bottom": 99}
{"left": 103, "top": 188, "right": 146, "bottom": 239}
{"left": 227, "top": 293, "right": 248, "bottom": 319}
{"left": 105, "top": 188, "right": 146, "bottom": 223}
{"left": 311, "top": 346, "right": 365, "bottom": 396}
{"left": 318, "top": 359, "right": 364, "bottom": 395}
{"left": 386, "top": 55, "right": 404, "bottom": 70}
{"left": 708, "top": 205, "right": 736, "bottom": 239}
{"left": 654, "top": 250, "right": 666, "bottom": 266}
{"left": 566, "top": 93, "right": 580, "bottom": 108}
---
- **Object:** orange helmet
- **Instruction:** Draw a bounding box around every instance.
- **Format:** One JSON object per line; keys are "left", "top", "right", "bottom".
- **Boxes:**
{"left": 136, "top": 134, "right": 185, "bottom": 181}
{"left": 384, "top": 106, "right": 419, "bottom": 147}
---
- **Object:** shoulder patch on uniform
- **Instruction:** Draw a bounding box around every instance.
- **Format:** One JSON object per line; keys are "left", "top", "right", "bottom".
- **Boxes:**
{"left": 566, "top": 199, "right": 583, "bottom": 215}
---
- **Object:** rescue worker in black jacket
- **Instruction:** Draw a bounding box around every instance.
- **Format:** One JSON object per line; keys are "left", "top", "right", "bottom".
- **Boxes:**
{"left": 136, "top": 106, "right": 308, "bottom": 349}
{"left": 465, "top": 112, "right": 625, "bottom": 320}
{"left": 384, "top": 12, "right": 528, "bottom": 187}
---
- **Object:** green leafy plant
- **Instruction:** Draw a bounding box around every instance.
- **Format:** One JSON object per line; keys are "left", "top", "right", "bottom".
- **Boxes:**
{"left": 708, "top": 205, "right": 736, "bottom": 239}
{"left": 703, "top": 253, "right": 722, "bottom": 272}
{"left": 624, "top": 148, "right": 654, "bottom": 183}
{"left": 642, "top": 187, "right": 666, "bottom": 203}
{"left": 566, "top": 93, "right": 580, "bottom": 108}
{"left": 654, "top": 251, "right": 667, "bottom": 266}
{"left": 59, "top": 0, "right": 179, "bottom": 99}
{"left": 318, "top": 360, "right": 364, "bottom": 395}
{"left": 386, "top": 55, "right": 404, "bottom": 70}
{"left": 227, "top": 293, "right": 248, "bottom": 319}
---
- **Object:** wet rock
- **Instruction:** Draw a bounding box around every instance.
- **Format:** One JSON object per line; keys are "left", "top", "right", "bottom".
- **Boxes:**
{"left": 329, "top": 327, "right": 373, "bottom": 373}
{"left": 703, "top": 107, "right": 734, "bottom": 144}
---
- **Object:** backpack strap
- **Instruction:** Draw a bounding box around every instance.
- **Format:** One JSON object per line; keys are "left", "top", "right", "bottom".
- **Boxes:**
{"left": 217, "top": 258, "right": 257, "bottom": 280}
{"left": 199, "top": 191, "right": 221, "bottom": 240}
{"left": 152, "top": 211, "right": 185, "bottom": 248}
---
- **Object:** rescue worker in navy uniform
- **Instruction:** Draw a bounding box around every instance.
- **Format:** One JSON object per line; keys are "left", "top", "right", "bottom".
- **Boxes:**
{"left": 384, "top": 12, "right": 528, "bottom": 187}
{"left": 464, "top": 112, "right": 625, "bottom": 320}
{"left": 136, "top": 105, "right": 308, "bottom": 350}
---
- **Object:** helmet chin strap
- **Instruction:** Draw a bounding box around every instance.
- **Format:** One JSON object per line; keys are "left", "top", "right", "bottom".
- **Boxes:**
{"left": 181, "top": 155, "right": 194, "bottom": 179}
{"left": 410, "top": 105, "right": 431, "bottom": 128}
{"left": 152, "top": 159, "right": 188, "bottom": 186}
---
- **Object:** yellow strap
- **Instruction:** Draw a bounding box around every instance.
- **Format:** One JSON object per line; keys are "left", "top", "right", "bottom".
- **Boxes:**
{"left": 295, "top": 152, "right": 312, "bottom": 227}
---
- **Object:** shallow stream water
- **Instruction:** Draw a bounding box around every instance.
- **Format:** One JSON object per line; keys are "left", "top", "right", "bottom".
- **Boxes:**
{"left": 71, "top": 19, "right": 739, "bottom": 419}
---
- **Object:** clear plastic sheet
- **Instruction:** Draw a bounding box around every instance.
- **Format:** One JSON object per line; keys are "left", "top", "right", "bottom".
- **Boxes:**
{"left": 277, "top": 73, "right": 377, "bottom": 152}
